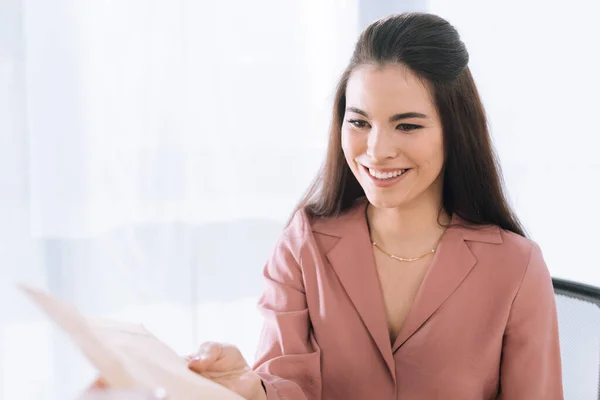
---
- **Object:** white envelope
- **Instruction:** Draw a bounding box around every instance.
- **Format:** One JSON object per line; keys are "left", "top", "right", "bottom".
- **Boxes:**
{"left": 19, "top": 284, "right": 243, "bottom": 400}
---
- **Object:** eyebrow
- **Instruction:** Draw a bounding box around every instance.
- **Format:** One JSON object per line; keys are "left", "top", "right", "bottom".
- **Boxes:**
{"left": 346, "top": 107, "right": 428, "bottom": 121}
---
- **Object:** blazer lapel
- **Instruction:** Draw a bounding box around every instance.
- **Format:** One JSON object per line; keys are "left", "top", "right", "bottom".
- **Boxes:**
{"left": 313, "top": 200, "right": 396, "bottom": 383}
{"left": 392, "top": 217, "right": 502, "bottom": 352}
{"left": 311, "top": 201, "right": 504, "bottom": 373}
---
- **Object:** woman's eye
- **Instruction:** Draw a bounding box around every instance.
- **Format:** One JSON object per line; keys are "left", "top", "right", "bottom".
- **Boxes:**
{"left": 397, "top": 123, "right": 421, "bottom": 132}
{"left": 347, "top": 119, "right": 369, "bottom": 129}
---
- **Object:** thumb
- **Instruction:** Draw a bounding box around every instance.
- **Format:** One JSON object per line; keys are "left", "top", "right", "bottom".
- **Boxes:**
{"left": 188, "top": 342, "right": 223, "bottom": 373}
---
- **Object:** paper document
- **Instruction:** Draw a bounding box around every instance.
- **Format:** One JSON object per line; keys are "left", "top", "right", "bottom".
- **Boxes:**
{"left": 19, "top": 284, "right": 243, "bottom": 400}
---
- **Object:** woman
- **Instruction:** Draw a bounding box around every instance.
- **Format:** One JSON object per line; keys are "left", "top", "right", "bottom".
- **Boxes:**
{"left": 95, "top": 12, "right": 563, "bottom": 399}
{"left": 187, "top": 12, "right": 563, "bottom": 400}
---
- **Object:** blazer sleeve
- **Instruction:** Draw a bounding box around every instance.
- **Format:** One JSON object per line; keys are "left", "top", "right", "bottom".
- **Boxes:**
{"left": 251, "top": 232, "right": 322, "bottom": 400}
{"left": 498, "top": 242, "right": 563, "bottom": 399}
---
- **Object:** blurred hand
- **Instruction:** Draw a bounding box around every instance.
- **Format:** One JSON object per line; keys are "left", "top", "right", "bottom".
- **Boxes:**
{"left": 84, "top": 342, "right": 266, "bottom": 399}
{"left": 88, "top": 377, "right": 108, "bottom": 390}
{"left": 188, "top": 342, "right": 266, "bottom": 400}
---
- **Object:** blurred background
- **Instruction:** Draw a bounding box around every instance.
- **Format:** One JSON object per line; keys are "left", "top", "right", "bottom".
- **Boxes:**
{"left": 0, "top": 0, "right": 598, "bottom": 399}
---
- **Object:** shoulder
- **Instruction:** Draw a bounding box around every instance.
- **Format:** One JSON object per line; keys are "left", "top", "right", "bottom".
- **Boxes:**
{"left": 466, "top": 224, "right": 550, "bottom": 291}
{"left": 278, "top": 200, "right": 365, "bottom": 256}
{"left": 497, "top": 229, "right": 545, "bottom": 269}
{"left": 498, "top": 229, "right": 549, "bottom": 287}
{"left": 275, "top": 206, "right": 326, "bottom": 262}
{"left": 459, "top": 224, "right": 553, "bottom": 311}
{"left": 458, "top": 217, "right": 541, "bottom": 266}
{"left": 452, "top": 215, "right": 535, "bottom": 259}
{"left": 283, "top": 199, "right": 366, "bottom": 238}
{"left": 499, "top": 229, "right": 540, "bottom": 261}
{"left": 281, "top": 207, "right": 313, "bottom": 239}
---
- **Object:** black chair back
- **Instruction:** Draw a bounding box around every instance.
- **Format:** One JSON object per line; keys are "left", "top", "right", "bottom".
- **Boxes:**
{"left": 553, "top": 278, "right": 600, "bottom": 400}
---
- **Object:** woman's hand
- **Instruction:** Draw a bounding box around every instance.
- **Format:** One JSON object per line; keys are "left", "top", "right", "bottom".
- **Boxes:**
{"left": 188, "top": 342, "right": 266, "bottom": 400}
{"left": 84, "top": 342, "right": 266, "bottom": 400}
{"left": 87, "top": 377, "right": 108, "bottom": 390}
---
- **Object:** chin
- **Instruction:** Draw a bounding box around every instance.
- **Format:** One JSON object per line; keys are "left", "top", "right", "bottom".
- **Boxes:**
{"left": 363, "top": 191, "right": 409, "bottom": 210}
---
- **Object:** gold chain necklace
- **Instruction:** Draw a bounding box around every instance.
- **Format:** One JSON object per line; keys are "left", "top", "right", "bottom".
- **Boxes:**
{"left": 365, "top": 204, "right": 437, "bottom": 263}
{"left": 371, "top": 241, "right": 436, "bottom": 262}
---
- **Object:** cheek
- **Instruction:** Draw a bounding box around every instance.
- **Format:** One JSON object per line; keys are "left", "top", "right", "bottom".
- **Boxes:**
{"left": 414, "top": 136, "right": 445, "bottom": 172}
{"left": 429, "top": 142, "right": 445, "bottom": 170}
{"left": 341, "top": 129, "right": 362, "bottom": 160}
{"left": 432, "top": 136, "right": 445, "bottom": 169}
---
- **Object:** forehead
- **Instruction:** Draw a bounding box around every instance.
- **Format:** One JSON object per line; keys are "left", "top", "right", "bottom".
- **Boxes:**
{"left": 345, "top": 64, "right": 435, "bottom": 115}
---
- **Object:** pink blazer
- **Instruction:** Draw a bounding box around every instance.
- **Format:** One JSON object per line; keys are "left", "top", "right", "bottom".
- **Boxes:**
{"left": 252, "top": 199, "right": 563, "bottom": 399}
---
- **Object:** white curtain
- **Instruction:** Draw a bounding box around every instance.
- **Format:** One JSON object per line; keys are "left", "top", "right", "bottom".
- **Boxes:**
{"left": 0, "top": 1, "right": 359, "bottom": 399}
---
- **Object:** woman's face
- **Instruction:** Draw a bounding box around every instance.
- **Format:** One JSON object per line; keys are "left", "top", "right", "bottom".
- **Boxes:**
{"left": 341, "top": 64, "right": 445, "bottom": 210}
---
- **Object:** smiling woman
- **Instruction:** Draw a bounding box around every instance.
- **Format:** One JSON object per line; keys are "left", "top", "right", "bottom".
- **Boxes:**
{"left": 180, "top": 12, "right": 564, "bottom": 400}
{"left": 298, "top": 17, "right": 523, "bottom": 236}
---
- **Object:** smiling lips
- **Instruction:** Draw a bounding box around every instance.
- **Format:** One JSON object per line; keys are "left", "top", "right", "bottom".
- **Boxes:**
{"left": 360, "top": 164, "right": 411, "bottom": 187}
{"left": 367, "top": 168, "right": 408, "bottom": 180}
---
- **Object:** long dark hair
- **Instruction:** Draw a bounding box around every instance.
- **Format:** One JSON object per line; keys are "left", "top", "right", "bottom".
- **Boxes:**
{"left": 295, "top": 12, "right": 525, "bottom": 237}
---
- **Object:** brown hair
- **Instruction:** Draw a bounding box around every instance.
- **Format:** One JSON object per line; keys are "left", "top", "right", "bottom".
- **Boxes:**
{"left": 295, "top": 12, "right": 525, "bottom": 237}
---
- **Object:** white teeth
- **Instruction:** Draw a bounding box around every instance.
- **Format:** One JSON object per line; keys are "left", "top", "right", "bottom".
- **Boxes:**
{"left": 368, "top": 168, "right": 406, "bottom": 180}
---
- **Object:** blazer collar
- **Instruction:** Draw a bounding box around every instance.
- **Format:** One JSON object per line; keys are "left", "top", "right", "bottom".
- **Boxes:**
{"left": 311, "top": 198, "right": 502, "bottom": 381}
{"left": 312, "top": 197, "right": 503, "bottom": 244}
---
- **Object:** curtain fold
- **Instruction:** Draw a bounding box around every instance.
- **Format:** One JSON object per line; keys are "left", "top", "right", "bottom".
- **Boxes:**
{"left": 0, "top": 1, "right": 358, "bottom": 398}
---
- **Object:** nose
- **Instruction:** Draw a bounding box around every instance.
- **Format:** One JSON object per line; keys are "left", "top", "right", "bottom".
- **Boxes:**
{"left": 366, "top": 127, "right": 397, "bottom": 161}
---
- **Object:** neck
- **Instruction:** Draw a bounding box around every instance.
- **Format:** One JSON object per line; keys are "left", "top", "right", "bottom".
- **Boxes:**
{"left": 366, "top": 194, "right": 450, "bottom": 253}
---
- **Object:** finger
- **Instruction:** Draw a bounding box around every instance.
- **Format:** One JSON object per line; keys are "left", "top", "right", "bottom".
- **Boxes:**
{"left": 188, "top": 342, "right": 223, "bottom": 373}
{"left": 88, "top": 377, "right": 108, "bottom": 391}
{"left": 188, "top": 351, "right": 219, "bottom": 373}
{"left": 193, "top": 341, "right": 223, "bottom": 360}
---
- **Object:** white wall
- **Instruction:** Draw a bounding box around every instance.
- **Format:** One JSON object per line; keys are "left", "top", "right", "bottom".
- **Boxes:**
{"left": 428, "top": 0, "right": 600, "bottom": 286}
